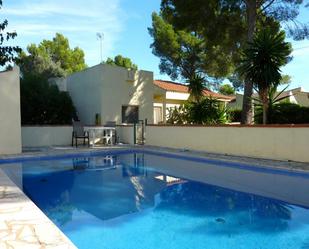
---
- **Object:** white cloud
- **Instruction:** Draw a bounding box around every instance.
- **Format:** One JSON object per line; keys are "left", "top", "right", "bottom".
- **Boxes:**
{"left": 3, "top": 0, "right": 126, "bottom": 66}
{"left": 292, "top": 47, "right": 309, "bottom": 57}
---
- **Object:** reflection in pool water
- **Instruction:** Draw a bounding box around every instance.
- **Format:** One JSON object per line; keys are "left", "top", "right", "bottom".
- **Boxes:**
{"left": 4, "top": 152, "right": 309, "bottom": 249}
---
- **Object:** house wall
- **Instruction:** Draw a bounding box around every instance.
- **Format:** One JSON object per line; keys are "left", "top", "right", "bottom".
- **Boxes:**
{"left": 0, "top": 67, "right": 22, "bottom": 155}
{"left": 66, "top": 64, "right": 104, "bottom": 125}
{"left": 294, "top": 92, "right": 309, "bottom": 107}
{"left": 116, "top": 125, "right": 134, "bottom": 144}
{"left": 63, "top": 64, "right": 154, "bottom": 125}
{"left": 100, "top": 64, "right": 154, "bottom": 124}
{"left": 22, "top": 126, "right": 73, "bottom": 147}
{"left": 227, "top": 93, "right": 243, "bottom": 109}
{"left": 145, "top": 125, "right": 309, "bottom": 163}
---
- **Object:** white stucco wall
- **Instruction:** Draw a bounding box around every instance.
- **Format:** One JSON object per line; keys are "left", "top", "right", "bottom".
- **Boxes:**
{"left": 22, "top": 126, "right": 73, "bottom": 147}
{"left": 146, "top": 125, "right": 309, "bottom": 163}
{"left": 62, "top": 64, "right": 154, "bottom": 125}
{"left": 116, "top": 125, "right": 135, "bottom": 144}
{"left": 100, "top": 64, "right": 154, "bottom": 125}
{"left": 166, "top": 91, "right": 189, "bottom": 100}
{"left": 66, "top": 64, "right": 104, "bottom": 125}
{"left": 0, "top": 67, "right": 21, "bottom": 155}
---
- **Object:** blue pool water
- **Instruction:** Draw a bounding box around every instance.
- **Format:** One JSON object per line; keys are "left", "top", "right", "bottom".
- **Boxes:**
{"left": 2, "top": 151, "right": 309, "bottom": 249}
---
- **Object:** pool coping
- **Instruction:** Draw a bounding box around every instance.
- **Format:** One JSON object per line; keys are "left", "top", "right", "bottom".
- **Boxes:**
{"left": 1, "top": 144, "right": 309, "bottom": 175}
{"left": 0, "top": 168, "right": 77, "bottom": 249}
{"left": 1, "top": 144, "right": 309, "bottom": 249}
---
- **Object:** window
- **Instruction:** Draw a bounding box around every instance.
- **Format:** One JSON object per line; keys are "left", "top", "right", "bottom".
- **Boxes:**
{"left": 153, "top": 106, "right": 163, "bottom": 124}
{"left": 122, "top": 105, "right": 139, "bottom": 123}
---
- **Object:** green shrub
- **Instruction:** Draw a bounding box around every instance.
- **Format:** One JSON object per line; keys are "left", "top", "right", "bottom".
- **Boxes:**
{"left": 227, "top": 109, "right": 242, "bottom": 122}
{"left": 21, "top": 74, "right": 77, "bottom": 125}
{"left": 166, "top": 105, "right": 188, "bottom": 124}
{"left": 255, "top": 102, "right": 309, "bottom": 124}
{"left": 167, "top": 98, "right": 228, "bottom": 125}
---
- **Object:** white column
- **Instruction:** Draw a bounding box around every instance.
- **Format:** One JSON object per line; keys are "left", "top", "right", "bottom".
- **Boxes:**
{"left": 162, "top": 100, "right": 167, "bottom": 123}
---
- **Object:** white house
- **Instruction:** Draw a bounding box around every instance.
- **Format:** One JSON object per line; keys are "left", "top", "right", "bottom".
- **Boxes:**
{"left": 228, "top": 87, "right": 309, "bottom": 110}
{"left": 52, "top": 64, "right": 155, "bottom": 125}
{"left": 153, "top": 80, "right": 233, "bottom": 124}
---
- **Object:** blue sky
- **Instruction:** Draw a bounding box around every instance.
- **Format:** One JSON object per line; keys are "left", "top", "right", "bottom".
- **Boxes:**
{"left": 2, "top": 0, "right": 309, "bottom": 91}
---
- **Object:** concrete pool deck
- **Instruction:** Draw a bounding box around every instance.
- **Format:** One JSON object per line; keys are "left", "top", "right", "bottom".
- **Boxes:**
{"left": 0, "top": 169, "right": 76, "bottom": 249}
{"left": 0, "top": 144, "right": 309, "bottom": 248}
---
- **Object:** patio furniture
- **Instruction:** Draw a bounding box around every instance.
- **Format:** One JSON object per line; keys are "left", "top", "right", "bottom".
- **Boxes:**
{"left": 84, "top": 126, "right": 116, "bottom": 146}
{"left": 72, "top": 121, "right": 90, "bottom": 147}
{"left": 105, "top": 121, "right": 117, "bottom": 144}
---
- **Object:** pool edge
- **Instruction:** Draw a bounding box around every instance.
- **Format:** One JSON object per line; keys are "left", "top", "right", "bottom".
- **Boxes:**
{"left": 0, "top": 168, "right": 77, "bottom": 249}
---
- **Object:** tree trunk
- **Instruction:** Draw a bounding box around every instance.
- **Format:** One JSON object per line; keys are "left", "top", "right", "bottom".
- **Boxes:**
{"left": 241, "top": 0, "right": 257, "bottom": 124}
{"left": 262, "top": 103, "right": 268, "bottom": 125}
{"left": 260, "top": 89, "right": 269, "bottom": 125}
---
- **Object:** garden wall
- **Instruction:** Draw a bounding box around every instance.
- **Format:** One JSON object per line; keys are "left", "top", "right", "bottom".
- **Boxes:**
{"left": 116, "top": 125, "right": 135, "bottom": 145}
{"left": 146, "top": 125, "right": 309, "bottom": 163}
{"left": 0, "top": 67, "right": 22, "bottom": 155}
{"left": 21, "top": 125, "right": 135, "bottom": 147}
{"left": 22, "top": 126, "right": 73, "bottom": 147}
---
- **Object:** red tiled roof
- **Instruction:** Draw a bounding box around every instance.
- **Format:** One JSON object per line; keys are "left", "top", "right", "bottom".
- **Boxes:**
{"left": 154, "top": 80, "right": 233, "bottom": 101}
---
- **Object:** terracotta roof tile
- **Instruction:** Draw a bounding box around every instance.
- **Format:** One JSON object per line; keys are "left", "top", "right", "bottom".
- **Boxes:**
{"left": 154, "top": 80, "right": 233, "bottom": 101}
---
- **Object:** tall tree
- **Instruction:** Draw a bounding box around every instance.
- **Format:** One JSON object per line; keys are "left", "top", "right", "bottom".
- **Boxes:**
{"left": 0, "top": 0, "right": 21, "bottom": 66}
{"left": 149, "top": 11, "right": 239, "bottom": 99}
{"left": 18, "top": 33, "right": 87, "bottom": 78}
{"left": 18, "top": 44, "right": 65, "bottom": 79}
{"left": 160, "top": 0, "right": 308, "bottom": 124}
{"left": 238, "top": 28, "right": 292, "bottom": 124}
{"left": 105, "top": 55, "right": 138, "bottom": 70}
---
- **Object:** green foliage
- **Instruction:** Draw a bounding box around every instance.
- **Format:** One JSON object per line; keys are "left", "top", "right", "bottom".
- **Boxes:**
{"left": 186, "top": 73, "right": 205, "bottom": 102}
{"left": 238, "top": 28, "right": 292, "bottom": 124}
{"left": 227, "top": 109, "right": 242, "bottom": 122}
{"left": 0, "top": 1, "right": 21, "bottom": 66}
{"left": 159, "top": 0, "right": 308, "bottom": 124}
{"left": 167, "top": 98, "right": 228, "bottom": 125}
{"left": 238, "top": 28, "right": 292, "bottom": 92}
{"left": 149, "top": 12, "right": 236, "bottom": 92}
{"left": 255, "top": 103, "right": 309, "bottom": 124}
{"left": 18, "top": 48, "right": 65, "bottom": 79}
{"left": 187, "top": 98, "right": 227, "bottom": 124}
{"left": 105, "top": 55, "right": 138, "bottom": 70}
{"left": 17, "top": 33, "right": 87, "bottom": 78}
{"left": 166, "top": 105, "right": 188, "bottom": 125}
{"left": 219, "top": 84, "right": 235, "bottom": 95}
{"left": 20, "top": 74, "right": 76, "bottom": 125}
{"left": 17, "top": 34, "right": 81, "bottom": 124}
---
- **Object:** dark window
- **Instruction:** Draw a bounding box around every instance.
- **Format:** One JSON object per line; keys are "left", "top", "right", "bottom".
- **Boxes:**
{"left": 122, "top": 105, "right": 139, "bottom": 123}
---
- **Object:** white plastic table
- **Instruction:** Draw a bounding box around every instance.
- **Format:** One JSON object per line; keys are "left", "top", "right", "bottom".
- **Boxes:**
{"left": 84, "top": 126, "right": 116, "bottom": 146}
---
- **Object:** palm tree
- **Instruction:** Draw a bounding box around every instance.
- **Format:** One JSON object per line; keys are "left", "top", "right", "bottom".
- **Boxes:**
{"left": 187, "top": 73, "right": 205, "bottom": 103}
{"left": 238, "top": 28, "right": 292, "bottom": 124}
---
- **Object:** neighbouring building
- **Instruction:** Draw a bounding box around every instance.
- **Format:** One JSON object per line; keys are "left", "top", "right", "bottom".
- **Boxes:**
{"left": 153, "top": 80, "right": 233, "bottom": 124}
{"left": 52, "top": 64, "right": 155, "bottom": 125}
{"left": 228, "top": 87, "right": 309, "bottom": 110}
{"left": 52, "top": 65, "right": 233, "bottom": 125}
{"left": 0, "top": 66, "right": 22, "bottom": 154}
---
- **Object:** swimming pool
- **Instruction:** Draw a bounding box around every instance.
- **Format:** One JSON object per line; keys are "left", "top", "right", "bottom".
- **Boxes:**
{"left": 1, "top": 150, "right": 309, "bottom": 249}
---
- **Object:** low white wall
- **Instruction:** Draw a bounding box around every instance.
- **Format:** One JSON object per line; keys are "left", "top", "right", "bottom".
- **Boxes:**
{"left": 22, "top": 126, "right": 73, "bottom": 147}
{"left": 22, "top": 125, "right": 134, "bottom": 147}
{"left": 0, "top": 67, "right": 22, "bottom": 155}
{"left": 146, "top": 125, "right": 309, "bottom": 163}
{"left": 116, "top": 125, "right": 134, "bottom": 144}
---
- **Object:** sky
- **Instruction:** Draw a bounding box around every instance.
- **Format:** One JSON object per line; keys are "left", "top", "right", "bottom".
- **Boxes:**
{"left": 2, "top": 0, "right": 309, "bottom": 91}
